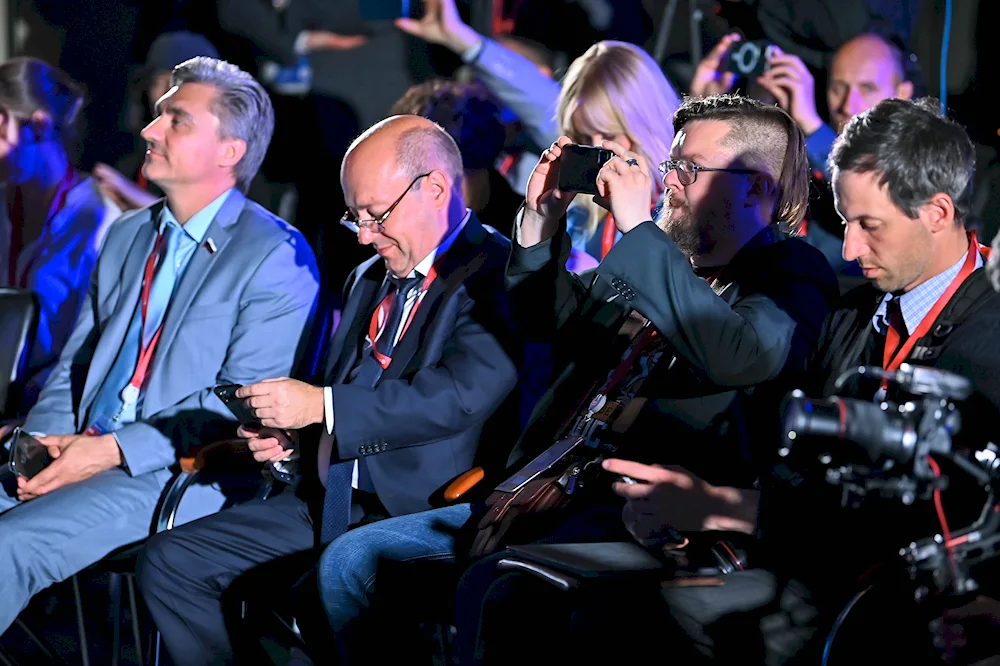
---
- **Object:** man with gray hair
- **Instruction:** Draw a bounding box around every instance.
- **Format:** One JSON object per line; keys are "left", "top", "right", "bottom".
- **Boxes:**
{"left": 0, "top": 56, "right": 319, "bottom": 635}
{"left": 137, "top": 114, "right": 536, "bottom": 665}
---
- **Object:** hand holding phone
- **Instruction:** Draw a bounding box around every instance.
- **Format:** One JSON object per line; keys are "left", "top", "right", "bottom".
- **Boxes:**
{"left": 558, "top": 145, "right": 615, "bottom": 195}
{"left": 8, "top": 428, "right": 54, "bottom": 480}
{"left": 214, "top": 384, "right": 263, "bottom": 428}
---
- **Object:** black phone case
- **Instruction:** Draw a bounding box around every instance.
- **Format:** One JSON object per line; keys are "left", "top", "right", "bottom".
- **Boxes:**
{"left": 558, "top": 145, "right": 614, "bottom": 195}
{"left": 9, "top": 429, "right": 54, "bottom": 479}
{"left": 213, "top": 384, "right": 263, "bottom": 427}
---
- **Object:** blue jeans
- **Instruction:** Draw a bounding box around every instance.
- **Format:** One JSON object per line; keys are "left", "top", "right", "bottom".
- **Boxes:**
{"left": 316, "top": 503, "right": 473, "bottom": 658}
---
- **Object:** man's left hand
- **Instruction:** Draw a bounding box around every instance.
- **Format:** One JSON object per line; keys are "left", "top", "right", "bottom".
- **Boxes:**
{"left": 596, "top": 140, "right": 653, "bottom": 235}
{"left": 756, "top": 48, "right": 823, "bottom": 136}
{"left": 17, "top": 434, "right": 123, "bottom": 501}
{"left": 237, "top": 378, "right": 324, "bottom": 430}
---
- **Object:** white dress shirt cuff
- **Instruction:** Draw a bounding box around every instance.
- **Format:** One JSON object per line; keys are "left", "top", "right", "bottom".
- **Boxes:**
{"left": 324, "top": 385, "right": 335, "bottom": 435}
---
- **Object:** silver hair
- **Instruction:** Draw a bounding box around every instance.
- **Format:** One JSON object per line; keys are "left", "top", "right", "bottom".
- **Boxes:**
{"left": 171, "top": 56, "right": 274, "bottom": 193}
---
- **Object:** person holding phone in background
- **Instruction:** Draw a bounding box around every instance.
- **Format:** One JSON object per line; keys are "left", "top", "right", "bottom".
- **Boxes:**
{"left": 0, "top": 56, "right": 318, "bottom": 638}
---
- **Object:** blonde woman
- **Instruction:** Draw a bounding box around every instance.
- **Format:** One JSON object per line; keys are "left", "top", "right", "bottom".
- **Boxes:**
{"left": 399, "top": 0, "right": 681, "bottom": 266}
{"left": 557, "top": 40, "right": 680, "bottom": 261}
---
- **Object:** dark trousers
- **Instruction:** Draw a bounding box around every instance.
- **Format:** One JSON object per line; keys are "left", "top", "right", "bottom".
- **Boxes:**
{"left": 136, "top": 487, "right": 327, "bottom": 666}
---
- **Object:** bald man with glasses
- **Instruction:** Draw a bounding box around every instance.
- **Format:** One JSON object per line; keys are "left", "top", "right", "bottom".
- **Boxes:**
{"left": 136, "top": 115, "right": 537, "bottom": 666}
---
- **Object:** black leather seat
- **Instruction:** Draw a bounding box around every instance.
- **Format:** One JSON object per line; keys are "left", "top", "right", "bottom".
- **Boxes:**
{"left": 0, "top": 288, "right": 38, "bottom": 418}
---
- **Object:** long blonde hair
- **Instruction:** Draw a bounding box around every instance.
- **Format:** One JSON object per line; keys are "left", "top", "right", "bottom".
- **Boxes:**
{"left": 557, "top": 41, "right": 681, "bottom": 236}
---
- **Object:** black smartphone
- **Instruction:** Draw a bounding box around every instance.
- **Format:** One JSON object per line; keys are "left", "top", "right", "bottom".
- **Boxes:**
{"left": 213, "top": 384, "right": 263, "bottom": 428}
{"left": 358, "top": 0, "right": 425, "bottom": 21}
{"left": 558, "top": 145, "right": 615, "bottom": 195}
{"left": 8, "top": 428, "right": 54, "bottom": 480}
{"left": 725, "top": 39, "right": 777, "bottom": 78}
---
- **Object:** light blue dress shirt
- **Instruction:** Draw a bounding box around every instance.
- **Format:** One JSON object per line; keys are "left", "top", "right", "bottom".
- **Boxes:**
{"left": 85, "top": 189, "right": 232, "bottom": 432}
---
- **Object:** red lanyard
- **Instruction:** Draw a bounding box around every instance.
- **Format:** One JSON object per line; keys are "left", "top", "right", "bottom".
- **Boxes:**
{"left": 7, "top": 164, "right": 76, "bottom": 288}
{"left": 367, "top": 264, "right": 440, "bottom": 370}
{"left": 122, "top": 231, "right": 170, "bottom": 402}
{"left": 600, "top": 213, "right": 616, "bottom": 260}
{"left": 883, "top": 232, "right": 991, "bottom": 376}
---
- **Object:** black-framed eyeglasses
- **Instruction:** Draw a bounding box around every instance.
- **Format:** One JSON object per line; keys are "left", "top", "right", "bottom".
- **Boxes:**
{"left": 658, "top": 159, "right": 756, "bottom": 187}
{"left": 340, "top": 172, "right": 432, "bottom": 234}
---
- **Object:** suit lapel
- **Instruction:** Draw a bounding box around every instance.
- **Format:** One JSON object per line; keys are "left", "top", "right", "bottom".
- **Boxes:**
{"left": 79, "top": 207, "right": 159, "bottom": 413}
{"left": 326, "top": 261, "right": 384, "bottom": 385}
{"left": 141, "top": 191, "right": 242, "bottom": 414}
{"left": 379, "top": 216, "right": 489, "bottom": 382}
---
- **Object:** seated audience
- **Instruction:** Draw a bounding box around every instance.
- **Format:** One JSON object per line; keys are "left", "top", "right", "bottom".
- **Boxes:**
{"left": 0, "top": 56, "right": 318, "bottom": 637}
{"left": 306, "top": 94, "right": 838, "bottom": 664}
{"left": 0, "top": 58, "right": 121, "bottom": 414}
{"left": 137, "top": 114, "right": 541, "bottom": 666}
{"left": 470, "top": 97, "right": 1000, "bottom": 665}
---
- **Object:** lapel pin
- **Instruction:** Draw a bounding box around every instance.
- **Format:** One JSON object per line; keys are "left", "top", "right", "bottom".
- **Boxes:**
{"left": 205, "top": 238, "right": 217, "bottom": 254}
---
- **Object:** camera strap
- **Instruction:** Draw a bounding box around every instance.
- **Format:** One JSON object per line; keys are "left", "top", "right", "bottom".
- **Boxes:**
{"left": 882, "top": 231, "right": 991, "bottom": 383}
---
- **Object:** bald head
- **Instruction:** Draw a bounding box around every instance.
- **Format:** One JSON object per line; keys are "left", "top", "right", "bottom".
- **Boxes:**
{"left": 828, "top": 33, "right": 913, "bottom": 133}
{"left": 342, "top": 115, "right": 464, "bottom": 187}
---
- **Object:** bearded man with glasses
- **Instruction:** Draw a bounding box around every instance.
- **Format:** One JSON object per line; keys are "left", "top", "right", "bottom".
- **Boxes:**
{"left": 136, "top": 114, "right": 540, "bottom": 665}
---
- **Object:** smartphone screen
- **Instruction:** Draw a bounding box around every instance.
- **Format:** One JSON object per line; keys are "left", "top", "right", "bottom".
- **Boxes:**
{"left": 557, "top": 145, "right": 615, "bottom": 195}
{"left": 8, "top": 428, "right": 53, "bottom": 479}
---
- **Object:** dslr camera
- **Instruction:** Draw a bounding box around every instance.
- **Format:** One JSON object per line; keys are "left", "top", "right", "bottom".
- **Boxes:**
{"left": 779, "top": 364, "right": 1000, "bottom": 597}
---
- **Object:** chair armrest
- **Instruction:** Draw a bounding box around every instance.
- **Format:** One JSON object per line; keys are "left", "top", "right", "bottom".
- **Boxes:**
{"left": 443, "top": 466, "right": 485, "bottom": 502}
{"left": 179, "top": 438, "right": 250, "bottom": 474}
{"left": 157, "top": 439, "right": 253, "bottom": 532}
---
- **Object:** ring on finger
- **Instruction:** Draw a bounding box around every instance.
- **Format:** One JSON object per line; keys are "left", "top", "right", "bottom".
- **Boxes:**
{"left": 625, "top": 157, "right": 639, "bottom": 167}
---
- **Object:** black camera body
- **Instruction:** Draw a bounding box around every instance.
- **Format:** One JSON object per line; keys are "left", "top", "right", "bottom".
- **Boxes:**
{"left": 725, "top": 39, "right": 777, "bottom": 78}
{"left": 779, "top": 364, "right": 1000, "bottom": 598}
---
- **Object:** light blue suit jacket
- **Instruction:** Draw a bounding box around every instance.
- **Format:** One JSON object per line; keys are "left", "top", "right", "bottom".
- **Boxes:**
{"left": 24, "top": 190, "right": 320, "bottom": 477}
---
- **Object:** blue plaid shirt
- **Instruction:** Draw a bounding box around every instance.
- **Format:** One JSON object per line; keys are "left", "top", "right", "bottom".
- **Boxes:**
{"left": 872, "top": 249, "right": 984, "bottom": 335}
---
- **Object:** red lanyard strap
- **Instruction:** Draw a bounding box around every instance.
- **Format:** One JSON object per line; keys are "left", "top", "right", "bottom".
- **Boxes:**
{"left": 883, "top": 232, "right": 990, "bottom": 374}
{"left": 121, "top": 231, "right": 168, "bottom": 402}
{"left": 367, "top": 264, "right": 440, "bottom": 371}
{"left": 7, "top": 164, "right": 76, "bottom": 288}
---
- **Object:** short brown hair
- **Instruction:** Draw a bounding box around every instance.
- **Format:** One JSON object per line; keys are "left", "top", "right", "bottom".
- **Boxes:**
{"left": 674, "top": 94, "right": 809, "bottom": 230}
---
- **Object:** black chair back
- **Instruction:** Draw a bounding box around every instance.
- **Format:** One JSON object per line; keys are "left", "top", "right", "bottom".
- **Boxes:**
{"left": 0, "top": 288, "right": 38, "bottom": 417}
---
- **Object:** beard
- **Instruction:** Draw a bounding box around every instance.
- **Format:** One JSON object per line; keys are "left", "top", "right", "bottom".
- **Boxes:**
{"left": 658, "top": 200, "right": 711, "bottom": 258}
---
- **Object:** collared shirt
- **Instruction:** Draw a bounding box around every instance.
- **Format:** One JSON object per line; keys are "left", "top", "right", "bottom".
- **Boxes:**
{"left": 158, "top": 188, "right": 232, "bottom": 272}
{"left": 872, "top": 248, "right": 984, "bottom": 336}
{"left": 109, "top": 189, "right": 233, "bottom": 429}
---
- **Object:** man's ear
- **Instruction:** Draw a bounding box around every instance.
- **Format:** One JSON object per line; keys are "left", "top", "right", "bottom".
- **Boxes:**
{"left": 896, "top": 80, "right": 914, "bottom": 101}
{"left": 219, "top": 137, "right": 247, "bottom": 170}
{"left": 745, "top": 172, "right": 776, "bottom": 209}
{"left": 922, "top": 192, "right": 956, "bottom": 232}
{"left": 425, "top": 170, "right": 450, "bottom": 210}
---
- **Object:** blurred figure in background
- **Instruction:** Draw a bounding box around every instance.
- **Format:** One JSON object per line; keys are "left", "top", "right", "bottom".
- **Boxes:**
{"left": 0, "top": 58, "right": 121, "bottom": 414}
{"left": 93, "top": 31, "right": 221, "bottom": 212}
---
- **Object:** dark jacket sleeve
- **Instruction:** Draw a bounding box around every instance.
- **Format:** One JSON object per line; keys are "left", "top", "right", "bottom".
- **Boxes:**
{"left": 505, "top": 219, "right": 612, "bottom": 341}
{"left": 597, "top": 221, "right": 835, "bottom": 387}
